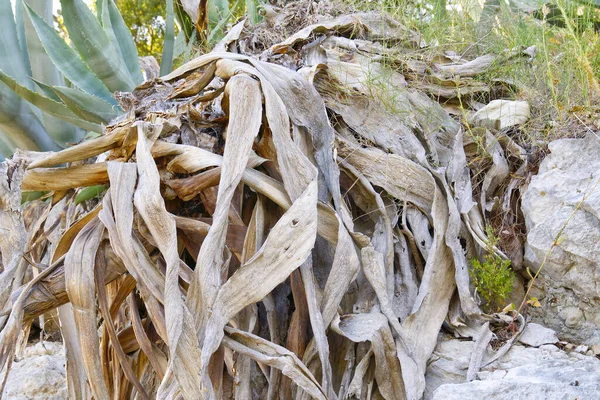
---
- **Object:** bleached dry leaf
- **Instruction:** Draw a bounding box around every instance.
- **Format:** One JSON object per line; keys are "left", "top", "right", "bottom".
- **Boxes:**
{"left": 223, "top": 327, "right": 327, "bottom": 400}
{"left": 203, "top": 179, "right": 318, "bottom": 377}
{"left": 336, "top": 136, "right": 435, "bottom": 213}
{"left": 0, "top": 10, "right": 530, "bottom": 400}
{"left": 133, "top": 127, "right": 204, "bottom": 399}
{"left": 0, "top": 161, "right": 27, "bottom": 314}
{"left": 331, "top": 313, "right": 388, "bottom": 342}
{"left": 58, "top": 304, "right": 92, "bottom": 400}
{"left": 64, "top": 218, "right": 109, "bottom": 400}
{"left": 466, "top": 322, "right": 493, "bottom": 382}
{"left": 22, "top": 163, "right": 109, "bottom": 192}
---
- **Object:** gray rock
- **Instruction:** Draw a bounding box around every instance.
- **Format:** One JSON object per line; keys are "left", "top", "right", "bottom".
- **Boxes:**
{"left": 521, "top": 134, "right": 600, "bottom": 345}
{"left": 424, "top": 338, "right": 474, "bottom": 399}
{"left": 2, "top": 341, "right": 66, "bottom": 400}
{"left": 426, "top": 335, "right": 600, "bottom": 400}
{"left": 518, "top": 322, "right": 559, "bottom": 347}
{"left": 432, "top": 378, "right": 600, "bottom": 400}
{"left": 574, "top": 345, "right": 589, "bottom": 354}
{"left": 538, "top": 344, "right": 560, "bottom": 352}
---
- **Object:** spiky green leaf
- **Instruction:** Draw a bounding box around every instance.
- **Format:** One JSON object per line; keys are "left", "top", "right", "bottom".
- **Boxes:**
{"left": 52, "top": 86, "right": 121, "bottom": 124}
{"left": 22, "top": 191, "right": 46, "bottom": 203}
{"left": 0, "top": 2, "right": 33, "bottom": 88}
{"left": 0, "top": 130, "right": 16, "bottom": 159}
{"left": 96, "top": 0, "right": 105, "bottom": 22}
{"left": 101, "top": 0, "right": 143, "bottom": 85}
{"left": 24, "top": 0, "right": 84, "bottom": 147}
{"left": 14, "top": 0, "right": 33, "bottom": 78}
{"left": 25, "top": 3, "right": 117, "bottom": 104}
{"left": 0, "top": 1, "right": 56, "bottom": 152}
{"left": 31, "top": 78, "right": 63, "bottom": 102}
{"left": 0, "top": 70, "right": 103, "bottom": 133}
{"left": 60, "top": 0, "right": 135, "bottom": 92}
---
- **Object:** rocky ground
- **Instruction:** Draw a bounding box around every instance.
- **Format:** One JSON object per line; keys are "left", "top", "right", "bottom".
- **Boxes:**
{"left": 2, "top": 341, "right": 66, "bottom": 399}
{"left": 8, "top": 322, "right": 600, "bottom": 399}
{"left": 427, "top": 329, "right": 600, "bottom": 400}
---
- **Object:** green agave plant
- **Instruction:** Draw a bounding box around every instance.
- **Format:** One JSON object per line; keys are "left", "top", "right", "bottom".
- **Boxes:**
{"left": 0, "top": 0, "right": 175, "bottom": 160}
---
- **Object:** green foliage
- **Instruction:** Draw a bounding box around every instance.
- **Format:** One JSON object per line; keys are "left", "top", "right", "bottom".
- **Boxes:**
{"left": 160, "top": 0, "right": 175, "bottom": 75}
{"left": 0, "top": 0, "right": 61, "bottom": 155}
{"left": 26, "top": 3, "right": 117, "bottom": 103}
{"left": 0, "top": 70, "right": 104, "bottom": 133}
{"left": 0, "top": 0, "right": 177, "bottom": 159}
{"left": 469, "top": 226, "right": 516, "bottom": 312}
{"left": 110, "top": 0, "right": 170, "bottom": 59}
{"left": 75, "top": 184, "right": 107, "bottom": 204}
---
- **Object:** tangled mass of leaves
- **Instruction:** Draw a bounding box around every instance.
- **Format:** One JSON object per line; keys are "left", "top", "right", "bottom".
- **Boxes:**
{"left": 0, "top": 11, "right": 534, "bottom": 400}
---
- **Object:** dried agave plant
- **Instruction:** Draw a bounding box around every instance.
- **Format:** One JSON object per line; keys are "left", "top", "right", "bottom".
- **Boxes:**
{"left": 0, "top": 12, "right": 531, "bottom": 400}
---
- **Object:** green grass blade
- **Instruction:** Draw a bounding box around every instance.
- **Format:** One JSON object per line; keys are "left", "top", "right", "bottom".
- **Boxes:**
{"left": 207, "top": 0, "right": 233, "bottom": 43}
{"left": 60, "top": 0, "right": 136, "bottom": 92}
{"left": 0, "top": 70, "right": 103, "bottom": 133}
{"left": 173, "top": 27, "right": 187, "bottom": 60}
{"left": 207, "top": 11, "right": 233, "bottom": 44}
{"left": 101, "top": 0, "right": 143, "bottom": 85}
{"left": 52, "top": 86, "right": 122, "bottom": 124}
{"left": 160, "top": 0, "right": 176, "bottom": 76}
{"left": 208, "top": 0, "right": 230, "bottom": 24}
{"left": 182, "top": 30, "right": 198, "bottom": 63}
{"left": 174, "top": 0, "right": 194, "bottom": 41}
{"left": 25, "top": 3, "right": 117, "bottom": 104}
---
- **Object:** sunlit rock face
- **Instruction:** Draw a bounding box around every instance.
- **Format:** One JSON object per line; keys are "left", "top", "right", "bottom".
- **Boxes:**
{"left": 426, "top": 335, "right": 600, "bottom": 400}
{"left": 522, "top": 134, "right": 600, "bottom": 345}
{"left": 2, "top": 341, "right": 66, "bottom": 400}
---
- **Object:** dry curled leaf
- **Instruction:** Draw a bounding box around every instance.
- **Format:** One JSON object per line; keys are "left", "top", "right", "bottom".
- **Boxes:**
{"left": 0, "top": 9, "right": 526, "bottom": 400}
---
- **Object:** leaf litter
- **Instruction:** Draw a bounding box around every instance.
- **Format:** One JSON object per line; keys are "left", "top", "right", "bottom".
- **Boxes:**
{"left": 0, "top": 6, "right": 535, "bottom": 400}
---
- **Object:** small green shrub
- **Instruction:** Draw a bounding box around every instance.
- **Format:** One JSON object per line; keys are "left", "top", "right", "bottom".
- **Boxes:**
{"left": 469, "top": 226, "right": 515, "bottom": 312}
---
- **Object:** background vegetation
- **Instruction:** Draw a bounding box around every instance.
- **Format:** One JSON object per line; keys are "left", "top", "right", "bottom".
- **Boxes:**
{"left": 110, "top": 0, "right": 170, "bottom": 58}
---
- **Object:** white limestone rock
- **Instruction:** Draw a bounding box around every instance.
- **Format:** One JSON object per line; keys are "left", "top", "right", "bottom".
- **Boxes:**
{"left": 518, "top": 322, "right": 559, "bottom": 347}
{"left": 426, "top": 335, "right": 600, "bottom": 399}
{"left": 2, "top": 341, "right": 67, "bottom": 400}
{"left": 521, "top": 134, "right": 600, "bottom": 345}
